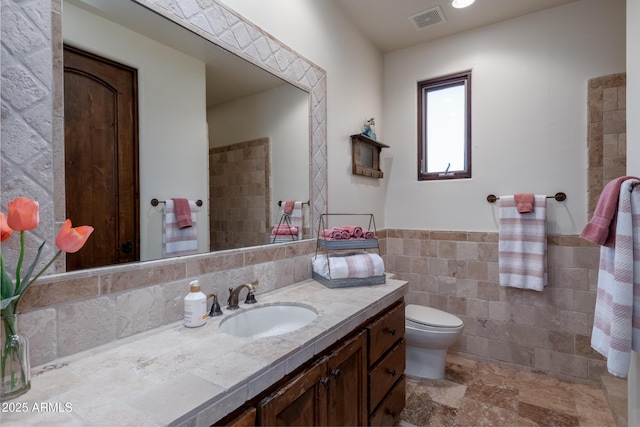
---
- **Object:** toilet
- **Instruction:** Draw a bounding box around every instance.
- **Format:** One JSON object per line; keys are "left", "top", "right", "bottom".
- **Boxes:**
{"left": 405, "top": 304, "right": 464, "bottom": 379}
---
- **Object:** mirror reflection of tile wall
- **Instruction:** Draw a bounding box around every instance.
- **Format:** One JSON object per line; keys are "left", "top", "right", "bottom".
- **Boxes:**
{"left": 209, "top": 138, "right": 270, "bottom": 251}
{"left": 587, "top": 73, "right": 627, "bottom": 217}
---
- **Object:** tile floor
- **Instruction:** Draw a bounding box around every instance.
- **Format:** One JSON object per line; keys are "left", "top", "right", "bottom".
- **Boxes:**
{"left": 399, "top": 355, "right": 621, "bottom": 427}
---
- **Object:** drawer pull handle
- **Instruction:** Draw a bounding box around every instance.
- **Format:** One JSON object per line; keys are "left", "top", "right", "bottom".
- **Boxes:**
{"left": 387, "top": 369, "right": 396, "bottom": 377}
{"left": 386, "top": 409, "right": 397, "bottom": 417}
{"left": 384, "top": 327, "right": 396, "bottom": 336}
{"left": 320, "top": 377, "right": 330, "bottom": 386}
{"left": 331, "top": 369, "right": 341, "bottom": 378}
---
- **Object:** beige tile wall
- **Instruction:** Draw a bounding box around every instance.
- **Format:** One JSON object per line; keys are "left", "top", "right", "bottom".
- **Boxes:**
{"left": 381, "top": 229, "right": 606, "bottom": 384}
{"left": 18, "top": 240, "right": 316, "bottom": 367}
{"left": 209, "top": 138, "right": 271, "bottom": 251}
{"left": 588, "top": 73, "right": 627, "bottom": 217}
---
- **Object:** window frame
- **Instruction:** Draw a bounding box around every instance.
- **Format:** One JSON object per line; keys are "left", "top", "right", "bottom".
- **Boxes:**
{"left": 417, "top": 70, "right": 472, "bottom": 181}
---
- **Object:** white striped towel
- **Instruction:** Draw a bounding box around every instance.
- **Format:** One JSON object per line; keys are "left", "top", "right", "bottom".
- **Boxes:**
{"left": 282, "top": 201, "right": 303, "bottom": 240}
{"left": 498, "top": 195, "right": 547, "bottom": 291}
{"left": 312, "top": 251, "right": 384, "bottom": 280}
{"left": 591, "top": 179, "right": 640, "bottom": 377}
{"left": 163, "top": 199, "right": 198, "bottom": 257}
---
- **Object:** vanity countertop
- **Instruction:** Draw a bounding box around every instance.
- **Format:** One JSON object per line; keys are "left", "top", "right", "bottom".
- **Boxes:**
{"left": 2, "top": 277, "right": 407, "bottom": 426}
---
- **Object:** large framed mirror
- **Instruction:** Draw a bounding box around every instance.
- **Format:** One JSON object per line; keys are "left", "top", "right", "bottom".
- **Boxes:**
{"left": 53, "top": 0, "right": 327, "bottom": 270}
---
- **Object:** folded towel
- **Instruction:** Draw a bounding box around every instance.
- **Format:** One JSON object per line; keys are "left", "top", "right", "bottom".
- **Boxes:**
{"left": 580, "top": 176, "right": 640, "bottom": 248}
{"left": 363, "top": 231, "right": 376, "bottom": 239}
{"left": 271, "top": 225, "right": 299, "bottom": 236}
{"left": 514, "top": 193, "right": 535, "bottom": 214}
{"left": 337, "top": 226, "right": 364, "bottom": 238}
{"left": 172, "top": 198, "right": 193, "bottom": 229}
{"left": 163, "top": 200, "right": 198, "bottom": 257}
{"left": 590, "top": 179, "right": 640, "bottom": 377}
{"left": 498, "top": 195, "right": 547, "bottom": 291}
{"left": 312, "top": 251, "right": 384, "bottom": 279}
{"left": 319, "top": 227, "right": 375, "bottom": 240}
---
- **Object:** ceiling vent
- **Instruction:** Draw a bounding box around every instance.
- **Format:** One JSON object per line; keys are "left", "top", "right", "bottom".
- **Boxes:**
{"left": 409, "top": 6, "right": 446, "bottom": 31}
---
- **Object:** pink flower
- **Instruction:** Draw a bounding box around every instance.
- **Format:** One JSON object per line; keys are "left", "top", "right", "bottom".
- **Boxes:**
{"left": 55, "top": 220, "right": 94, "bottom": 253}
{"left": 7, "top": 197, "right": 39, "bottom": 231}
{"left": 0, "top": 212, "right": 13, "bottom": 242}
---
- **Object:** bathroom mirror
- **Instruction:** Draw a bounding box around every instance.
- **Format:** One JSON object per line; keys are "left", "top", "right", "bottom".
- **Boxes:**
{"left": 59, "top": 0, "right": 325, "bottom": 268}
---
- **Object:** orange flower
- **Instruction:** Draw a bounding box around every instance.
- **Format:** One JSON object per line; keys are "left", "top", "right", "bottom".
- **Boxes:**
{"left": 7, "top": 197, "right": 39, "bottom": 231}
{"left": 55, "top": 219, "right": 94, "bottom": 253}
{"left": 0, "top": 212, "right": 13, "bottom": 242}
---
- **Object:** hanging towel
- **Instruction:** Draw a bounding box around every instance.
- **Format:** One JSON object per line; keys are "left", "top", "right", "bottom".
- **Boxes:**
{"left": 580, "top": 176, "right": 640, "bottom": 248}
{"left": 172, "top": 198, "right": 193, "bottom": 229}
{"left": 590, "top": 179, "right": 640, "bottom": 377}
{"left": 163, "top": 199, "right": 198, "bottom": 257}
{"left": 498, "top": 195, "right": 547, "bottom": 291}
{"left": 514, "top": 193, "right": 535, "bottom": 213}
{"left": 288, "top": 201, "right": 303, "bottom": 240}
{"left": 283, "top": 200, "right": 295, "bottom": 215}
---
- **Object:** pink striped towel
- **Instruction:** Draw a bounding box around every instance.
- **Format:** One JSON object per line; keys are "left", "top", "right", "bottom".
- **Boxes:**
{"left": 498, "top": 195, "right": 547, "bottom": 291}
{"left": 163, "top": 200, "right": 198, "bottom": 257}
{"left": 312, "top": 251, "right": 384, "bottom": 279}
{"left": 590, "top": 179, "right": 640, "bottom": 377}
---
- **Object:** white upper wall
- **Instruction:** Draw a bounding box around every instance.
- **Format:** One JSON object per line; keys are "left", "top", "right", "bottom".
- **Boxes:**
{"left": 383, "top": 0, "right": 626, "bottom": 234}
{"left": 219, "top": 0, "right": 387, "bottom": 224}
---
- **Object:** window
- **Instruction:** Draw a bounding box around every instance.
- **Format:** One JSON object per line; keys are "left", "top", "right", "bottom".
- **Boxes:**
{"left": 418, "top": 71, "right": 471, "bottom": 180}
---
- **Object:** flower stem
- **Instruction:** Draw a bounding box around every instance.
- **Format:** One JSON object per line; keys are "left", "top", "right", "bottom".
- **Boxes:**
{"left": 14, "top": 232, "right": 25, "bottom": 296}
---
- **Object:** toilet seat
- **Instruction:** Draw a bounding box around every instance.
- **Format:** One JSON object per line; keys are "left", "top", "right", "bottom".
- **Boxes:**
{"left": 406, "top": 304, "right": 463, "bottom": 329}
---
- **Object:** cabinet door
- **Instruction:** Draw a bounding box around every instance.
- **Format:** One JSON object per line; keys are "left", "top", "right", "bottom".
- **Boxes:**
{"left": 367, "top": 301, "right": 405, "bottom": 364}
{"left": 258, "top": 357, "right": 328, "bottom": 426}
{"left": 326, "top": 330, "right": 368, "bottom": 426}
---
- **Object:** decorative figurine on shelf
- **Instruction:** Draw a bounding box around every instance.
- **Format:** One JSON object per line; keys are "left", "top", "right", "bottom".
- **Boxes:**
{"left": 362, "top": 118, "right": 377, "bottom": 140}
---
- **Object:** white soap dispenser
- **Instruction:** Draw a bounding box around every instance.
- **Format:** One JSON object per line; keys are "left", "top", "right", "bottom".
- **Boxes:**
{"left": 184, "top": 280, "right": 207, "bottom": 328}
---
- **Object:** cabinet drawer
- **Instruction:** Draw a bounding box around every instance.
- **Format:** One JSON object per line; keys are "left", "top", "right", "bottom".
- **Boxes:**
{"left": 367, "top": 301, "right": 405, "bottom": 364}
{"left": 369, "top": 339, "right": 405, "bottom": 412}
{"left": 368, "top": 375, "right": 406, "bottom": 427}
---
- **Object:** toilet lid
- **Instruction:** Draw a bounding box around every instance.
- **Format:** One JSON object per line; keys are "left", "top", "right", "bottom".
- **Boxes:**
{"left": 406, "top": 304, "right": 464, "bottom": 328}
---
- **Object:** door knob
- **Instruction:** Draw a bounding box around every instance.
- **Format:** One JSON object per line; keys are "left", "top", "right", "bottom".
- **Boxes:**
{"left": 120, "top": 241, "right": 133, "bottom": 253}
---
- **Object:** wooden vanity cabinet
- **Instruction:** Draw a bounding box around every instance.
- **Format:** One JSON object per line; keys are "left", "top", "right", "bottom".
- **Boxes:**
{"left": 257, "top": 330, "right": 367, "bottom": 426}
{"left": 366, "top": 301, "right": 406, "bottom": 425}
{"left": 245, "top": 299, "right": 405, "bottom": 427}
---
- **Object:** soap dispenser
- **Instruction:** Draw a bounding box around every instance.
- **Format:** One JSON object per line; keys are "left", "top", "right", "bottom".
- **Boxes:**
{"left": 184, "top": 280, "right": 207, "bottom": 327}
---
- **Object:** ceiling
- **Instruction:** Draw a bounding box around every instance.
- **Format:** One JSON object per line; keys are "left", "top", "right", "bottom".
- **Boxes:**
{"left": 332, "top": 0, "right": 580, "bottom": 53}
{"left": 71, "top": 0, "right": 581, "bottom": 107}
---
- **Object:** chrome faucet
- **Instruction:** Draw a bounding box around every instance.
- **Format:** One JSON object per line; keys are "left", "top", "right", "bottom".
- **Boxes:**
{"left": 227, "top": 280, "right": 258, "bottom": 309}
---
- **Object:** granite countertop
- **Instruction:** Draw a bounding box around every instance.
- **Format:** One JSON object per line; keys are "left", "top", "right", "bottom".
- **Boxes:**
{"left": 2, "top": 277, "right": 407, "bottom": 426}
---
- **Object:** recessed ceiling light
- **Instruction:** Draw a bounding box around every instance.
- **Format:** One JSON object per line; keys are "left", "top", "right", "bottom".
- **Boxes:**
{"left": 452, "top": 0, "right": 476, "bottom": 8}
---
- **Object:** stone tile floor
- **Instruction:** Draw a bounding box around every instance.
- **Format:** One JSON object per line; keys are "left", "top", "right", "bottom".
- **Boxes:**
{"left": 399, "top": 355, "right": 623, "bottom": 427}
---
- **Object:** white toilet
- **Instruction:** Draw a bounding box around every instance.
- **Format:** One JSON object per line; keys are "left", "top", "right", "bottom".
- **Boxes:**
{"left": 405, "top": 304, "right": 464, "bottom": 379}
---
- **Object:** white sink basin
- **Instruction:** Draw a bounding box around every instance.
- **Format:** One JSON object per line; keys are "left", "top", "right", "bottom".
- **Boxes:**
{"left": 219, "top": 303, "right": 317, "bottom": 338}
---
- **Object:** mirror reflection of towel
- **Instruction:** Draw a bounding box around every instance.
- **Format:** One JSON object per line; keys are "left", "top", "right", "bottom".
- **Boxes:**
{"left": 172, "top": 198, "right": 193, "bottom": 228}
{"left": 163, "top": 200, "right": 198, "bottom": 257}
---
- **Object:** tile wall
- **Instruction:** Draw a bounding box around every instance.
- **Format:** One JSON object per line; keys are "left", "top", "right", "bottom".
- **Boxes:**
{"left": 17, "top": 240, "right": 316, "bottom": 367}
{"left": 209, "top": 138, "right": 271, "bottom": 251}
{"left": 381, "top": 229, "right": 607, "bottom": 384}
{"left": 588, "top": 73, "right": 627, "bottom": 216}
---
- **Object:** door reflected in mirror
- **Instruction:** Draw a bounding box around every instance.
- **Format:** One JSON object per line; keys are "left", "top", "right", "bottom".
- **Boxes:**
{"left": 63, "top": 0, "right": 310, "bottom": 266}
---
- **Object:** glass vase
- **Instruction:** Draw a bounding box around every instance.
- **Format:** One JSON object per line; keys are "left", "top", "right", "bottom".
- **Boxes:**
{"left": 1, "top": 313, "right": 31, "bottom": 401}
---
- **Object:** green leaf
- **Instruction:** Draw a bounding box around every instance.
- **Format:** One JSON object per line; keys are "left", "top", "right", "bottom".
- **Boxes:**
{"left": 0, "top": 257, "right": 14, "bottom": 301}
{"left": 0, "top": 294, "right": 19, "bottom": 310}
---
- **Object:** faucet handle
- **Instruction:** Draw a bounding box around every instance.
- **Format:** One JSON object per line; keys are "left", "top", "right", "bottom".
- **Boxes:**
{"left": 245, "top": 291, "right": 257, "bottom": 304}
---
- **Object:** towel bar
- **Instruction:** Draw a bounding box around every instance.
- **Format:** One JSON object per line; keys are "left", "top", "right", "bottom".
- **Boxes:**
{"left": 277, "top": 200, "right": 310, "bottom": 206}
{"left": 486, "top": 192, "right": 566, "bottom": 204}
{"left": 151, "top": 198, "right": 203, "bottom": 207}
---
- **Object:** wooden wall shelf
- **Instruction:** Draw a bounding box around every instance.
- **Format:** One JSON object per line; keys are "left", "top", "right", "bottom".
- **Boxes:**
{"left": 350, "top": 134, "right": 389, "bottom": 179}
